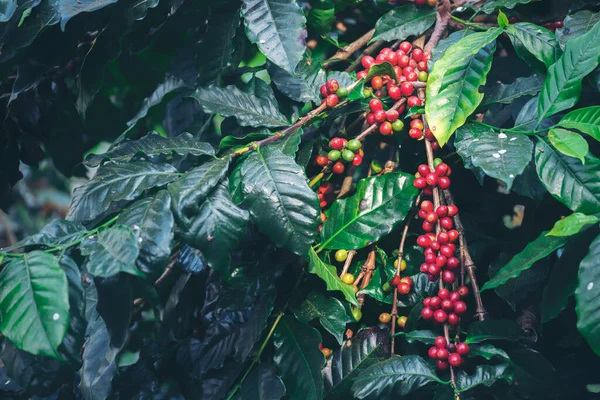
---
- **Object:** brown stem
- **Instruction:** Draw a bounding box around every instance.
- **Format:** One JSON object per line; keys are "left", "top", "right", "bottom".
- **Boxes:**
{"left": 424, "top": 0, "right": 452, "bottom": 53}
{"left": 337, "top": 165, "right": 356, "bottom": 199}
{"left": 323, "top": 29, "right": 376, "bottom": 68}
{"left": 357, "top": 249, "right": 376, "bottom": 306}
{"left": 442, "top": 190, "right": 487, "bottom": 321}
{"left": 345, "top": 40, "right": 385, "bottom": 73}
{"left": 356, "top": 98, "right": 407, "bottom": 141}
{"left": 155, "top": 250, "right": 179, "bottom": 287}
{"left": 339, "top": 250, "right": 357, "bottom": 278}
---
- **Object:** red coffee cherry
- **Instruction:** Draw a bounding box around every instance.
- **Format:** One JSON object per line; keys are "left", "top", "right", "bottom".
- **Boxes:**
{"left": 320, "top": 85, "right": 329, "bottom": 97}
{"left": 438, "top": 176, "right": 451, "bottom": 190}
{"left": 410, "top": 119, "right": 424, "bottom": 130}
{"left": 434, "top": 309, "right": 448, "bottom": 323}
{"left": 421, "top": 200, "right": 434, "bottom": 212}
{"left": 447, "top": 205, "right": 459, "bottom": 217}
{"left": 417, "top": 235, "right": 432, "bottom": 248}
{"left": 435, "top": 163, "right": 449, "bottom": 176}
{"left": 437, "top": 348, "right": 449, "bottom": 360}
{"left": 399, "top": 41, "right": 412, "bottom": 53}
{"left": 413, "top": 177, "right": 427, "bottom": 189}
{"left": 330, "top": 137, "right": 344, "bottom": 150}
{"left": 446, "top": 257, "right": 460, "bottom": 270}
{"left": 448, "top": 353, "right": 462, "bottom": 367}
{"left": 361, "top": 56, "right": 375, "bottom": 69}
{"left": 440, "top": 217, "right": 453, "bottom": 230}
{"left": 380, "top": 121, "right": 393, "bottom": 135}
{"left": 332, "top": 161, "right": 345, "bottom": 174}
{"left": 374, "top": 109, "right": 387, "bottom": 123}
{"left": 442, "top": 270, "right": 455, "bottom": 284}
{"left": 326, "top": 79, "right": 340, "bottom": 93}
{"left": 436, "top": 360, "right": 449, "bottom": 370}
{"left": 454, "top": 301, "right": 467, "bottom": 315}
{"left": 456, "top": 342, "right": 470, "bottom": 356}
{"left": 435, "top": 336, "right": 447, "bottom": 348}
{"left": 418, "top": 164, "right": 430, "bottom": 176}
{"left": 422, "top": 220, "right": 434, "bottom": 232}
{"left": 326, "top": 94, "right": 339, "bottom": 108}
{"left": 398, "top": 282, "right": 411, "bottom": 295}
{"left": 436, "top": 255, "right": 447, "bottom": 268}
{"left": 438, "top": 289, "right": 450, "bottom": 299}
{"left": 412, "top": 48, "right": 424, "bottom": 61}
{"left": 391, "top": 275, "right": 402, "bottom": 287}
{"left": 421, "top": 306, "right": 434, "bottom": 320}
{"left": 428, "top": 346, "right": 439, "bottom": 359}
{"left": 369, "top": 98, "right": 383, "bottom": 112}
{"left": 429, "top": 296, "right": 442, "bottom": 309}
{"left": 407, "top": 96, "right": 421, "bottom": 107}
{"left": 458, "top": 285, "right": 469, "bottom": 298}
{"left": 448, "top": 313, "right": 460, "bottom": 325}
{"left": 315, "top": 155, "right": 329, "bottom": 167}
{"left": 409, "top": 128, "right": 423, "bottom": 139}
{"left": 388, "top": 85, "right": 401, "bottom": 100}
{"left": 400, "top": 82, "right": 414, "bottom": 96}
{"left": 441, "top": 299, "right": 453, "bottom": 311}
{"left": 437, "top": 231, "right": 449, "bottom": 244}
{"left": 386, "top": 109, "right": 399, "bottom": 122}
{"left": 449, "top": 291, "right": 461, "bottom": 303}
{"left": 371, "top": 76, "right": 383, "bottom": 90}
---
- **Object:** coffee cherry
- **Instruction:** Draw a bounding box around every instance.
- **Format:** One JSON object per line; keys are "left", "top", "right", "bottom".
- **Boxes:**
{"left": 417, "top": 235, "right": 431, "bottom": 248}
{"left": 428, "top": 346, "right": 439, "bottom": 359}
{"left": 436, "top": 360, "right": 449, "bottom": 370}
{"left": 407, "top": 96, "right": 421, "bottom": 107}
{"left": 425, "top": 252, "right": 436, "bottom": 264}
{"left": 399, "top": 41, "right": 412, "bottom": 53}
{"left": 423, "top": 297, "right": 431, "bottom": 307}
{"left": 448, "top": 353, "right": 462, "bottom": 367}
{"left": 405, "top": 72, "right": 418, "bottom": 82}
{"left": 430, "top": 240, "right": 440, "bottom": 251}
{"left": 438, "top": 176, "right": 451, "bottom": 190}
{"left": 454, "top": 301, "right": 467, "bottom": 315}
{"left": 362, "top": 56, "right": 375, "bottom": 69}
{"left": 382, "top": 281, "right": 392, "bottom": 292}
{"left": 398, "top": 54, "right": 410, "bottom": 67}
{"left": 442, "top": 270, "right": 455, "bottom": 284}
{"left": 388, "top": 85, "right": 401, "bottom": 100}
{"left": 342, "top": 273, "right": 355, "bottom": 284}
{"left": 326, "top": 94, "right": 339, "bottom": 108}
{"left": 371, "top": 76, "right": 383, "bottom": 90}
{"left": 436, "top": 205, "right": 448, "bottom": 217}
{"left": 434, "top": 309, "right": 448, "bottom": 323}
{"left": 421, "top": 306, "right": 434, "bottom": 320}
{"left": 440, "top": 217, "right": 453, "bottom": 230}
{"left": 342, "top": 149, "right": 355, "bottom": 162}
{"left": 400, "top": 82, "right": 414, "bottom": 96}
{"left": 447, "top": 313, "right": 460, "bottom": 325}
{"left": 448, "top": 229, "right": 459, "bottom": 242}
{"left": 369, "top": 98, "right": 383, "bottom": 112}
{"left": 437, "top": 348, "right": 449, "bottom": 360}
{"left": 366, "top": 113, "right": 376, "bottom": 125}
{"left": 362, "top": 88, "right": 372, "bottom": 97}
{"left": 449, "top": 291, "right": 461, "bottom": 303}
{"left": 456, "top": 342, "right": 470, "bottom": 356}
{"left": 352, "top": 154, "right": 363, "bottom": 166}
{"left": 436, "top": 255, "right": 447, "bottom": 268}
{"left": 430, "top": 296, "right": 442, "bottom": 309}
{"left": 392, "top": 120, "right": 404, "bottom": 132}
{"left": 458, "top": 285, "right": 469, "bottom": 298}
{"left": 374, "top": 109, "right": 387, "bottom": 123}
{"left": 410, "top": 119, "right": 424, "bottom": 130}
{"left": 417, "top": 164, "right": 430, "bottom": 176}
{"left": 316, "top": 155, "right": 329, "bottom": 167}
{"left": 426, "top": 212, "right": 438, "bottom": 224}
{"left": 397, "top": 316, "right": 407, "bottom": 328}
{"left": 441, "top": 299, "right": 453, "bottom": 311}
{"left": 328, "top": 150, "right": 341, "bottom": 161}
{"left": 435, "top": 336, "right": 447, "bottom": 348}
{"left": 332, "top": 161, "right": 345, "bottom": 174}
{"left": 347, "top": 139, "right": 361, "bottom": 151}
{"left": 335, "top": 249, "right": 348, "bottom": 262}
{"left": 420, "top": 200, "right": 434, "bottom": 212}
{"left": 393, "top": 258, "right": 407, "bottom": 271}
{"left": 425, "top": 173, "right": 438, "bottom": 187}
{"left": 385, "top": 51, "right": 398, "bottom": 65}
{"left": 413, "top": 177, "right": 427, "bottom": 189}
{"left": 390, "top": 275, "right": 402, "bottom": 287}
{"left": 418, "top": 71, "right": 428, "bottom": 82}
{"left": 422, "top": 220, "right": 434, "bottom": 232}
{"left": 357, "top": 70, "right": 368, "bottom": 80}
{"left": 412, "top": 48, "right": 424, "bottom": 61}
{"left": 437, "top": 231, "right": 449, "bottom": 244}
{"left": 409, "top": 128, "right": 423, "bottom": 139}
{"left": 380, "top": 121, "right": 393, "bottom": 135}
{"left": 336, "top": 87, "right": 348, "bottom": 98}
{"left": 330, "top": 137, "right": 344, "bottom": 150}
{"left": 375, "top": 53, "right": 386, "bottom": 64}
{"left": 400, "top": 276, "right": 413, "bottom": 286}
{"left": 351, "top": 308, "right": 363, "bottom": 321}
{"left": 446, "top": 257, "right": 460, "bottom": 269}
{"left": 320, "top": 200, "right": 327, "bottom": 208}
{"left": 420, "top": 263, "right": 429, "bottom": 273}
{"left": 447, "top": 205, "right": 459, "bottom": 217}
{"left": 326, "top": 79, "right": 340, "bottom": 93}
{"left": 385, "top": 109, "right": 399, "bottom": 122}
{"left": 427, "top": 0, "right": 437, "bottom": 5}
{"left": 435, "top": 163, "right": 449, "bottom": 176}
{"left": 398, "top": 282, "right": 411, "bottom": 295}
{"left": 379, "top": 312, "right": 392, "bottom": 323}
{"left": 320, "top": 85, "right": 329, "bottom": 97}
{"left": 322, "top": 348, "right": 332, "bottom": 358}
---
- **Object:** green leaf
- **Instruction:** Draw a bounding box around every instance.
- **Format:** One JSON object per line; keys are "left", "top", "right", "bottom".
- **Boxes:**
{"left": 241, "top": 0, "right": 307, "bottom": 74}
{"left": 80, "top": 225, "right": 143, "bottom": 278}
{"left": 558, "top": 106, "right": 600, "bottom": 142}
{"left": 193, "top": 84, "right": 288, "bottom": 128}
{"left": 575, "top": 233, "right": 600, "bottom": 355}
{"left": 426, "top": 29, "right": 502, "bottom": 146}
{"left": 548, "top": 128, "right": 589, "bottom": 164}
{"left": 497, "top": 10, "right": 509, "bottom": 27}
{"left": 272, "top": 128, "right": 302, "bottom": 156}
{"left": 239, "top": 148, "right": 320, "bottom": 256}
{"left": 482, "top": 74, "right": 545, "bottom": 106}
{"left": 308, "top": 248, "right": 358, "bottom": 306}
{"left": 364, "top": 61, "right": 398, "bottom": 83}
{"left": 269, "top": 54, "right": 327, "bottom": 103}
{"left": 307, "top": 0, "right": 334, "bottom": 35}
{"left": 0, "top": 219, "right": 86, "bottom": 252}
{"left": 556, "top": 10, "right": 600, "bottom": 47}
{"left": 324, "top": 326, "right": 390, "bottom": 398}
{"left": 0, "top": 251, "right": 69, "bottom": 359}
{"left": 547, "top": 212, "right": 599, "bottom": 237}
{"left": 168, "top": 157, "right": 231, "bottom": 226}
{"left": 482, "top": 230, "right": 570, "bottom": 291}
{"left": 468, "top": 344, "right": 510, "bottom": 361}
{"left": 507, "top": 23, "right": 561, "bottom": 70}
{"left": 319, "top": 172, "right": 417, "bottom": 250}
{"left": 116, "top": 190, "right": 174, "bottom": 275}
{"left": 233, "top": 364, "right": 286, "bottom": 400}
{"left": 292, "top": 292, "right": 347, "bottom": 345}
{"left": 453, "top": 124, "right": 533, "bottom": 189}
{"left": 67, "top": 162, "right": 179, "bottom": 222}
{"left": 429, "top": 30, "right": 473, "bottom": 67}
{"left": 466, "top": 0, "right": 541, "bottom": 14}
{"left": 178, "top": 180, "right": 249, "bottom": 276}
{"left": 84, "top": 132, "right": 214, "bottom": 167}
{"left": 274, "top": 315, "right": 324, "bottom": 400}
{"left": 507, "top": 347, "right": 559, "bottom": 398}
{"left": 370, "top": 5, "right": 436, "bottom": 43}
{"left": 395, "top": 330, "right": 437, "bottom": 345}
{"left": 466, "top": 319, "right": 525, "bottom": 343}
{"left": 536, "top": 21, "right": 600, "bottom": 123}
{"left": 535, "top": 139, "right": 600, "bottom": 214}
{"left": 455, "top": 364, "right": 513, "bottom": 393}
{"left": 352, "top": 355, "right": 447, "bottom": 398}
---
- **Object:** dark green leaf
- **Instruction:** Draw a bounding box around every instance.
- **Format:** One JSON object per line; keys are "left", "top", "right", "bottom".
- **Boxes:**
{"left": 558, "top": 106, "right": 600, "bottom": 142}
{"left": 271, "top": 128, "right": 302, "bottom": 156}
{"left": 67, "top": 162, "right": 179, "bottom": 222}
{"left": 193, "top": 84, "right": 288, "bottom": 128}
{"left": 85, "top": 132, "right": 214, "bottom": 167}
{"left": 218, "top": 131, "right": 271, "bottom": 154}
{"left": 168, "top": 157, "right": 230, "bottom": 225}
{"left": 239, "top": 148, "right": 320, "bottom": 256}
{"left": 466, "top": 319, "right": 525, "bottom": 343}
{"left": 556, "top": 10, "right": 600, "bottom": 47}
{"left": 179, "top": 180, "right": 249, "bottom": 276}
{"left": 455, "top": 363, "right": 513, "bottom": 393}
{"left": 0, "top": 219, "right": 86, "bottom": 252}
{"left": 468, "top": 344, "right": 510, "bottom": 361}
{"left": 535, "top": 139, "right": 600, "bottom": 214}
{"left": 507, "top": 347, "right": 559, "bottom": 398}
{"left": 482, "top": 74, "right": 545, "bottom": 106}
{"left": 426, "top": 29, "right": 502, "bottom": 146}
{"left": 319, "top": 172, "right": 417, "bottom": 250}
{"left": 292, "top": 291, "right": 347, "bottom": 345}
{"left": 307, "top": 0, "right": 334, "bottom": 35}
{"left": 352, "top": 355, "right": 447, "bottom": 398}
{"left": 116, "top": 190, "right": 174, "bottom": 275}
{"left": 507, "top": 23, "right": 561, "bottom": 70}
{"left": 308, "top": 248, "right": 358, "bottom": 306}
{"left": 241, "top": 0, "right": 306, "bottom": 74}
{"left": 395, "top": 330, "right": 437, "bottom": 345}
{"left": 454, "top": 124, "right": 533, "bottom": 189}
{"left": 0, "top": 251, "right": 69, "bottom": 359}
{"left": 364, "top": 61, "right": 398, "bottom": 83}
{"left": 324, "top": 326, "right": 390, "bottom": 398}
{"left": 58, "top": 256, "right": 86, "bottom": 366}
{"left": 234, "top": 364, "right": 286, "bottom": 400}
{"left": 536, "top": 20, "right": 600, "bottom": 123}
{"left": 370, "top": 5, "right": 436, "bottom": 43}
{"left": 548, "top": 128, "right": 589, "bottom": 164}
{"left": 482, "top": 230, "right": 570, "bottom": 291}
{"left": 575, "top": 233, "right": 600, "bottom": 355}
{"left": 270, "top": 55, "right": 326, "bottom": 103}
{"left": 80, "top": 225, "right": 143, "bottom": 278}
{"left": 466, "top": 0, "right": 541, "bottom": 13}
{"left": 274, "top": 315, "right": 324, "bottom": 400}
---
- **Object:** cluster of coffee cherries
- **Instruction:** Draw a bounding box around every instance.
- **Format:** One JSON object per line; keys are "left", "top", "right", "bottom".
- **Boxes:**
{"left": 413, "top": 159, "right": 452, "bottom": 194}
{"left": 315, "top": 137, "right": 363, "bottom": 175}
{"left": 415, "top": 200, "right": 460, "bottom": 282}
{"left": 406, "top": 119, "right": 441, "bottom": 150}
{"left": 421, "top": 287, "right": 468, "bottom": 326}
{"left": 378, "top": 312, "right": 408, "bottom": 329}
{"left": 427, "top": 336, "right": 471, "bottom": 370}
{"left": 319, "top": 79, "right": 347, "bottom": 108}
{"left": 317, "top": 182, "right": 334, "bottom": 210}
{"left": 366, "top": 98, "right": 405, "bottom": 135}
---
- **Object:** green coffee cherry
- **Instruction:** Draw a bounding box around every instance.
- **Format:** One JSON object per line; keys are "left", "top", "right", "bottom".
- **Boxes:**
{"left": 371, "top": 160, "right": 383, "bottom": 174}
{"left": 342, "top": 150, "right": 355, "bottom": 162}
{"left": 392, "top": 120, "right": 404, "bottom": 132}
{"left": 336, "top": 87, "right": 349, "bottom": 98}
{"left": 335, "top": 249, "right": 348, "bottom": 262}
{"left": 347, "top": 139, "right": 361, "bottom": 151}
{"left": 433, "top": 158, "right": 443, "bottom": 167}
{"left": 328, "top": 150, "right": 341, "bottom": 161}
{"left": 363, "top": 89, "right": 372, "bottom": 98}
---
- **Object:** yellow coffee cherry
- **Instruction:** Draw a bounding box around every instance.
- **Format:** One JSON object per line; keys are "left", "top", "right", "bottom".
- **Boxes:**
{"left": 335, "top": 249, "right": 348, "bottom": 262}
{"left": 393, "top": 259, "right": 407, "bottom": 271}
{"left": 397, "top": 316, "right": 407, "bottom": 328}
{"left": 342, "top": 273, "right": 355, "bottom": 284}
{"left": 379, "top": 312, "right": 391, "bottom": 323}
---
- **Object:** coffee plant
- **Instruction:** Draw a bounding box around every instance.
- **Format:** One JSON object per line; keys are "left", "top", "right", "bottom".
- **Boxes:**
{"left": 1, "top": 0, "right": 600, "bottom": 398}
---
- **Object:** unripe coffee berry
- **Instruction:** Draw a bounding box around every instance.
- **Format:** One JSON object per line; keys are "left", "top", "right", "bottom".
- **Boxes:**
{"left": 347, "top": 139, "right": 361, "bottom": 151}
{"left": 418, "top": 71, "right": 428, "bottom": 82}
{"left": 322, "top": 348, "right": 332, "bottom": 358}
{"left": 341, "top": 273, "right": 355, "bottom": 284}
{"left": 342, "top": 150, "right": 355, "bottom": 162}
{"left": 392, "top": 120, "right": 404, "bottom": 132}
{"left": 335, "top": 249, "right": 348, "bottom": 262}
{"left": 379, "top": 312, "right": 392, "bottom": 323}
{"left": 336, "top": 87, "right": 348, "bottom": 98}
{"left": 397, "top": 315, "right": 407, "bottom": 328}
{"left": 351, "top": 308, "right": 363, "bottom": 321}
{"left": 328, "top": 150, "right": 341, "bottom": 161}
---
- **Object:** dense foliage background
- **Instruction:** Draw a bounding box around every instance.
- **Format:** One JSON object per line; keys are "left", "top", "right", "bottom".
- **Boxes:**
{"left": 1, "top": 0, "right": 600, "bottom": 398}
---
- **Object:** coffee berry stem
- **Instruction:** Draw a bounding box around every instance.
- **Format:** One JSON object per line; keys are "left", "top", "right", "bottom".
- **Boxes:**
{"left": 356, "top": 98, "right": 407, "bottom": 141}
{"left": 339, "top": 250, "right": 357, "bottom": 279}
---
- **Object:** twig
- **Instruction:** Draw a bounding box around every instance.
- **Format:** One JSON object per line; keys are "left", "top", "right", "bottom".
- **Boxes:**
{"left": 0, "top": 209, "right": 17, "bottom": 246}
{"left": 356, "top": 98, "right": 407, "bottom": 142}
{"left": 425, "top": 0, "right": 452, "bottom": 53}
{"left": 155, "top": 251, "right": 179, "bottom": 287}
{"left": 344, "top": 39, "right": 385, "bottom": 73}
{"left": 357, "top": 249, "right": 376, "bottom": 306}
{"left": 339, "top": 250, "right": 357, "bottom": 278}
{"left": 337, "top": 165, "right": 356, "bottom": 199}
{"left": 322, "top": 29, "right": 376, "bottom": 68}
